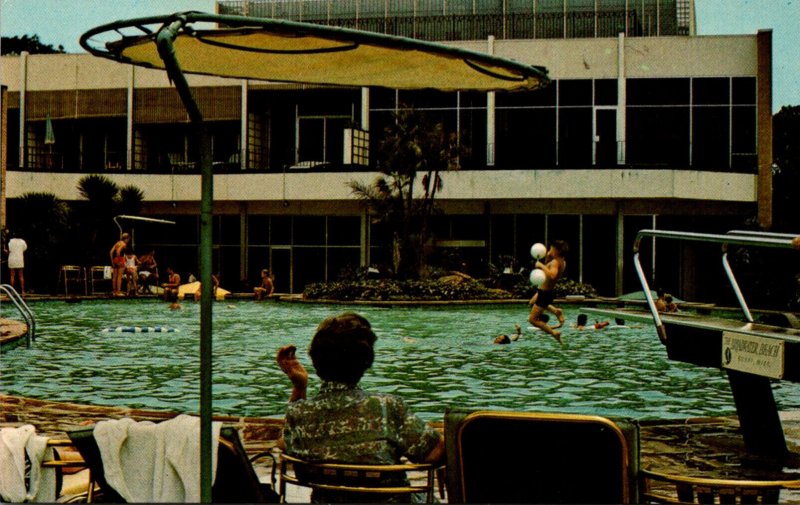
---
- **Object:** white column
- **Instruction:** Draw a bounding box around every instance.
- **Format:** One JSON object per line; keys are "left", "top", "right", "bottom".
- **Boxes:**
{"left": 486, "top": 36, "right": 496, "bottom": 166}
{"left": 241, "top": 79, "right": 248, "bottom": 169}
{"left": 361, "top": 87, "right": 370, "bottom": 131}
{"left": 617, "top": 32, "right": 626, "bottom": 165}
{"left": 18, "top": 51, "right": 28, "bottom": 168}
{"left": 127, "top": 65, "right": 134, "bottom": 170}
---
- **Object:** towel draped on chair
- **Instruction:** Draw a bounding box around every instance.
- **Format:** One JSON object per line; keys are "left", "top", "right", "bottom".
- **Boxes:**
{"left": 0, "top": 424, "right": 57, "bottom": 503}
{"left": 93, "top": 415, "right": 222, "bottom": 503}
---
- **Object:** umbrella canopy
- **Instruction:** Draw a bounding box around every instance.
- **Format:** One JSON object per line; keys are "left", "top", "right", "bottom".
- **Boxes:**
{"left": 44, "top": 114, "right": 55, "bottom": 145}
{"left": 80, "top": 12, "right": 548, "bottom": 92}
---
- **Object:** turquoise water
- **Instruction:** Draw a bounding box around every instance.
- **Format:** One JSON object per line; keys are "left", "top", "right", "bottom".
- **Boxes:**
{"left": 3, "top": 299, "right": 800, "bottom": 421}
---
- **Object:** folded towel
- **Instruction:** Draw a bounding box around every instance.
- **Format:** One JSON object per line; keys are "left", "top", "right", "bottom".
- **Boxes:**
{"left": 0, "top": 425, "right": 56, "bottom": 503}
{"left": 94, "top": 415, "right": 221, "bottom": 502}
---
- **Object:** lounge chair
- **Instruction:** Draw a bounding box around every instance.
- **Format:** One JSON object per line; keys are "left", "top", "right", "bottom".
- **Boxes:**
{"left": 67, "top": 424, "right": 277, "bottom": 502}
{"left": 444, "top": 409, "right": 640, "bottom": 504}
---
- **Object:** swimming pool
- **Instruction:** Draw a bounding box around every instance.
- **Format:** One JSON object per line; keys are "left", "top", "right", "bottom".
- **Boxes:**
{"left": 3, "top": 299, "right": 800, "bottom": 421}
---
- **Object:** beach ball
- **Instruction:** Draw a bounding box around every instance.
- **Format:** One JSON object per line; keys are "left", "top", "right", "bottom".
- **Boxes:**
{"left": 529, "top": 268, "right": 546, "bottom": 287}
{"left": 530, "top": 242, "right": 547, "bottom": 259}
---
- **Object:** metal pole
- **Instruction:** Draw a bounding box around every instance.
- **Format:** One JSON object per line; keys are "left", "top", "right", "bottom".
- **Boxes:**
{"left": 156, "top": 17, "right": 214, "bottom": 503}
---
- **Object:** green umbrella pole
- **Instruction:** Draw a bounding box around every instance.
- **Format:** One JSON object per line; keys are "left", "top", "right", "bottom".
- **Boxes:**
{"left": 156, "top": 17, "right": 214, "bottom": 503}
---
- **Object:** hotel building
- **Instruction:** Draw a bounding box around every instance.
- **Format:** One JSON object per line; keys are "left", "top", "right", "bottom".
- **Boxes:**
{"left": 0, "top": 0, "right": 773, "bottom": 299}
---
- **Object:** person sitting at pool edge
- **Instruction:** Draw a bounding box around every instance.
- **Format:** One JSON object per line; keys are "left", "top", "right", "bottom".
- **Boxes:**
{"left": 162, "top": 266, "right": 181, "bottom": 301}
{"left": 275, "top": 312, "right": 445, "bottom": 503}
{"left": 254, "top": 268, "right": 275, "bottom": 300}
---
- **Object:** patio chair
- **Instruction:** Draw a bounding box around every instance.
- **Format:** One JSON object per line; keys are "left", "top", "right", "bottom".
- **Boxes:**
{"left": 67, "top": 424, "right": 277, "bottom": 503}
{"left": 59, "top": 265, "right": 87, "bottom": 296}
{"left": 640, "top": 468, "right": 800, "bottom": 504}
{"left": 88, "top": 266, "right": 113, "bottom": 294}
{"left": 444, "top": 409, "right": 640, "bottom": 504}
{"left": 277, "top": 452, "right": 441, "bottom": 503}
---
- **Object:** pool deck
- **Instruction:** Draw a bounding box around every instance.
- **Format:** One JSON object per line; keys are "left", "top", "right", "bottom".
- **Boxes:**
{"left": 0, "top": 318, "right": 28, "bottom": 347}
{"left": 2, "top": 393, "right": 800, "bottom": 502}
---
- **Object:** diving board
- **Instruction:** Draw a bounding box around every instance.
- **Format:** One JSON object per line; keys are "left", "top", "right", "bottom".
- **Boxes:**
{"left": 590, "top": 229, "right": 800, "bottom": 461}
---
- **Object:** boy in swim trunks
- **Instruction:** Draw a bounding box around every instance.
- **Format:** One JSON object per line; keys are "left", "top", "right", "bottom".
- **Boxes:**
{"left": 528, "top": 240, "right": 568, "bottom": 344}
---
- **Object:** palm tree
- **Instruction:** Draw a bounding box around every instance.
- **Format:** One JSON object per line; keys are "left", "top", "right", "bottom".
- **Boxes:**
{"left": 350, "top": 107, "right": 460, "bottom": 278}
{"left": 10, "top": 192, "right": 70, "bottom": 292}
{"left": 74, "top": 175, "right": 144, "bottom": 264}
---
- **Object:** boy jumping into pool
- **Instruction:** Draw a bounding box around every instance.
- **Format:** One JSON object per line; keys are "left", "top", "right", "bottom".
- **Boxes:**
{"left": 528, "top": 240, "right": 568, "bottom": 344}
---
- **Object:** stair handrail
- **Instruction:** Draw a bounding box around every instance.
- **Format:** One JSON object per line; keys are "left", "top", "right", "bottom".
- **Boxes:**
{"left": 0, "top": 284, "right": 36, "bottom": 346}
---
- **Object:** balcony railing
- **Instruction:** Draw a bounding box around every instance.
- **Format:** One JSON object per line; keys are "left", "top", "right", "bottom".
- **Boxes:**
{"left": 219, "top": 0, "right": 690, "bottom": 39}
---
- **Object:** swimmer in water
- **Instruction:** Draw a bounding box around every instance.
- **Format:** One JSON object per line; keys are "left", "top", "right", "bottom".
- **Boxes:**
{"left": 495, "top": 324, "right": 523, "bottom": 344}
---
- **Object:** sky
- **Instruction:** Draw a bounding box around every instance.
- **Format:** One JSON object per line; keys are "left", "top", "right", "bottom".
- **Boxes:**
{"left": 0, "top": 0, "right": 798, "bottom": 112}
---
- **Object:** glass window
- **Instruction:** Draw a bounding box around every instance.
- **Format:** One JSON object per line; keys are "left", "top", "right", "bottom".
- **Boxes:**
{"left": 692, "top": 107, "right": 729, "bottom": 169}
{"left": 293, "top": 247, "right": 325, "bottom": 290}
{"left": 293, "top": 216, "right": 326, "bottom": 245}
{"left": 732, "top": 77, "right": 756, "bottom": 105}
{"left": 370, "top": 87, "right": 397, "bottom": 110}
{"left": 627, "top": 78, "right": 690, "bottom": 105}
{"left": 459, "top": 107, "right": 487, "bottom": 169}
{"left": 558, "top": 107, "right": 592, "bottom": 167}
{"left": 693, "top": 78, "right": 729, "bottom": 105}
{"left": 271, "top": 216, "right": 292, "bottom": 245}
{"left": 397, "top": 89, "right": 457, "bottom": 109}
{"left": 595, "top": 79, "right": 617, "bottom": 106}
{"left": 516, "top": 214, "right": 546, "bottom": 268}
{"left": 327, "top": 216, "right": 361, "bottom": 246}
{"left": 626, "top": 107, "right": 690, "bottom": 166}
{"left": 213, "top": 215, "right": 240, "bottom": 246}
{"left": 496, "top": 108, "right": 557, "bottom": 168}
{"left": 248, "top": 215, "right": 269, "bottom": 245}
{"left": 490, "top": 215, "right": 516, "bottom": 260}
{"left": 496, "top": 85, "right": 556, "bottom": 107}
{"left": 559, "top": 80, "right": 593, "bottom": 106}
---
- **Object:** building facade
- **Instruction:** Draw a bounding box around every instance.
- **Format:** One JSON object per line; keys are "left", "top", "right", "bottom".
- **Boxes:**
{"left": 0, "top": 0, "right": 773, "bottom": 299}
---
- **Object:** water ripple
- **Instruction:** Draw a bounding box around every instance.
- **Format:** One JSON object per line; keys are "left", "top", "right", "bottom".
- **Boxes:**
{"left": 3, "top": 300, "right": 798, "bottom": 421}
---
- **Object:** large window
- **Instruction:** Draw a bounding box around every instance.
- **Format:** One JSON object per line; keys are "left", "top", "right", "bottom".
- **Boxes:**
{"left": 626, "top": 77, "right": 757, "bottom": 172}
{"left": 370, "top": 88, "right": 486, "bottom": 170}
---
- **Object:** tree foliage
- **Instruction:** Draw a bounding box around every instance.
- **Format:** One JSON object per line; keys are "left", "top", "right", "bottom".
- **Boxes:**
{"left": 772, "top": 105, "right": 800, "bottom": 232}
{"left": 74, "top": 175, "right": 145, "bottom": 264}
{"left": 349, "top": 107, "right": 461, "bottom": 278}
{"left": 1, "top": 34, "right": 66, "bottom": 55}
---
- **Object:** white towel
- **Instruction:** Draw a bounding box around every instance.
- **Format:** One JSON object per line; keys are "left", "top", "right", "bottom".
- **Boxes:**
{"left": 93, "top": 415, "right": 221, "bottom": 503}
{"left": 0, "top": 425, "right": 56, "bottom": 503}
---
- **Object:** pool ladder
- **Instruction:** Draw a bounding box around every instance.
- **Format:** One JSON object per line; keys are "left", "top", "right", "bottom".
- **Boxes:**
{"left": 0, "top": 284, "right": 36, "bottom": 346}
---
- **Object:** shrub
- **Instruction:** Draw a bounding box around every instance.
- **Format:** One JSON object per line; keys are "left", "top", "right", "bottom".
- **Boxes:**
{"left": 303, "top": 278, "right": 513, "bottom": 301}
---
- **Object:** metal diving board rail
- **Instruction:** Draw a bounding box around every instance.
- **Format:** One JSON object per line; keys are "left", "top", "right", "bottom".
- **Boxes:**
{"left": 584, "top": 229, "right": 800, "bottom": 461}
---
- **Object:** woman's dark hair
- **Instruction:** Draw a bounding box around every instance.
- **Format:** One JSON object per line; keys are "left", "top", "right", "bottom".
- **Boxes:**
{"left": 308, "top": 312, "right": 377, "bottom": 384}
{"left": 576, "top": 313, "right": 588, "bottom": 326}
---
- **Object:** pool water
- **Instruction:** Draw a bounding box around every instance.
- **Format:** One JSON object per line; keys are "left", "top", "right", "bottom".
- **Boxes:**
{"left": 3, "top": 299, "right": 800, "bottom": 422}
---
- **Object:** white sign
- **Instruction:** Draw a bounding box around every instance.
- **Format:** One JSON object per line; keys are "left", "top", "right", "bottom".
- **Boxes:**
{"left": 721, "top": 331, "right": 784, "bottom": 379}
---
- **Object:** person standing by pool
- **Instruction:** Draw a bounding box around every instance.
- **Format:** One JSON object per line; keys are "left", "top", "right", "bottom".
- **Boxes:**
{"left": 275, "top": 312, "right": 445, "bottom": 503}
{"left": 528, "top": 240, "right": 568, "bottom": 344}
{"left": 109, "top": 233, "right": 130, "bottom": 296}
{"left": 254, "top": 268, "right": 274, "bottom": 300}
{"left": 7, "top": 231, "right": 27, "bottom": 295}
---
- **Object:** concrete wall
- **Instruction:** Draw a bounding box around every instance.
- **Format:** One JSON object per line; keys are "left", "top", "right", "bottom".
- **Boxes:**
{"left": 6, "top": 168, "right": 755, "bottom": 204}
{"left": 0, "top": 34, "right": 759, "bottom": 91}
